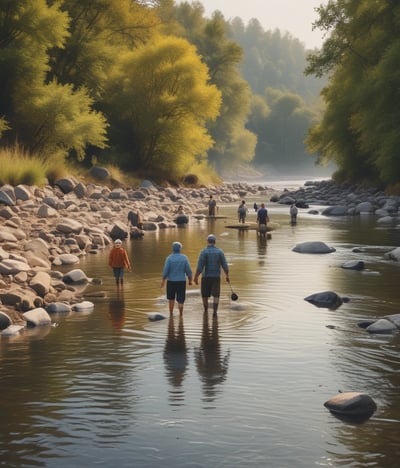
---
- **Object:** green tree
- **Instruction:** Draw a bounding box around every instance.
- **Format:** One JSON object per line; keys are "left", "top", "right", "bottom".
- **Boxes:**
{"left": 103, "top": 34, "right": 221, "bottom": 179}
{"left": 0, "top": 0, "right": 108, "bottom": 160}
{"left": 48, "top": 0, "right": 160, "bottom": 97}
{"left": 306, "top": 0, "right": 400, "bottom": 186}
{"left": 173, "top": 4, "right": 256, "bottom": 171}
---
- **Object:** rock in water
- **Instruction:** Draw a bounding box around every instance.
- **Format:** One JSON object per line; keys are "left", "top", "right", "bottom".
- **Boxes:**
{"left": 324, "top": 391, "right": 377, "bottom": 423}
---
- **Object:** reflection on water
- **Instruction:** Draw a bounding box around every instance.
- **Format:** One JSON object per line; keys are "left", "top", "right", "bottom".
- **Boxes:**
{"left": 195, "top": 313, "right": 230, "bottom": 404}
{"left": 108, "top": 288, "right": 126, "bottom": 329}
{"left": 164, "top": 315, "right": 187, "bottom": 401}
{"left": 2, "top": 202, "right": 400, "bottom": 467}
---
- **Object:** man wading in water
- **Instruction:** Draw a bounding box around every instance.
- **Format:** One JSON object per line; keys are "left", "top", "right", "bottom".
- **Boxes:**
{"left": 194, "top": 234, "right": 230, "bottom": 317}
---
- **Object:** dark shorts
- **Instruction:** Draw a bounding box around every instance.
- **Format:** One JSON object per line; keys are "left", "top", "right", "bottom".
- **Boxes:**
{"left": 201, "top": 277, "right": 221, "bottom": 298}
{"left": 166, "top": 281, "right": 187, "bottom": 304}
{"left": 112, "top": 267, "right": 125, "bottom": 279}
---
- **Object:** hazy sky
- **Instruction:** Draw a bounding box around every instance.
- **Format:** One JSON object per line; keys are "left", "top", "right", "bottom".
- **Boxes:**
{"left": 179, "top": 0, "right": 327, "bottom": 49}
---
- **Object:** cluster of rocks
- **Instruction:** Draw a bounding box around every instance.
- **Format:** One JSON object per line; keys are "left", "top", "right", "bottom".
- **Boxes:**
{"left": 0, "top": 172, "right": 276, "bottom": 334}
{"left": 273, "top": 179, "right": 400, "bottom": 226}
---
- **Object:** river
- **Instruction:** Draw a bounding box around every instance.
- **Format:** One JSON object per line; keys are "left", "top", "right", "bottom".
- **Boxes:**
{"left": 1, "top": 196, "right": 400, "bottom": 467}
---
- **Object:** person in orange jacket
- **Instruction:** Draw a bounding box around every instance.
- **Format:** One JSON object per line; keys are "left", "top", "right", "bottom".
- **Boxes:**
{"left": 108, "top": 239, "right": 131, "bottom": 287}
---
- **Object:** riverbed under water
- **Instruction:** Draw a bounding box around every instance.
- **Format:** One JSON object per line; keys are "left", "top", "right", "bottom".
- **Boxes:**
{"left": 1, "top": 199, "right": 400, "bottom": 467}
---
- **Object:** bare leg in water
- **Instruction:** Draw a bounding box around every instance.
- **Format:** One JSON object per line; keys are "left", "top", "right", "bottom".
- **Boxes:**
{"left": 212, "top": 297, "right": 219, "bottom": 317}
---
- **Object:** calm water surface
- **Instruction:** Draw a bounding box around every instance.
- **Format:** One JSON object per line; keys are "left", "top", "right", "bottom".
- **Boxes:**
{"left": 1, "top": 199, "right": 400, "bottom": 467}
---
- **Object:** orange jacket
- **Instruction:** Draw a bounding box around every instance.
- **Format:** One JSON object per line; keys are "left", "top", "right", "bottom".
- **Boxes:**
{"left": 108, "top": 247, "right": 131, "bottom": 269}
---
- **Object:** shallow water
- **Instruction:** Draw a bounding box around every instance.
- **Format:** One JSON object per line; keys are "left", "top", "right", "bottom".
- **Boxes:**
{"left": 1, "top": 201, "right": 400, "bottom": 467}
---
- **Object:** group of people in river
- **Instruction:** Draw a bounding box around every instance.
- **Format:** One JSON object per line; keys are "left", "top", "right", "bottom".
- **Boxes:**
{"left": 109, "top": 195, "right": 298, "bottom": 316}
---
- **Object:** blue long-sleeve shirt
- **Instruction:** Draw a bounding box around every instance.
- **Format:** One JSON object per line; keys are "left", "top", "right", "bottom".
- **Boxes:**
{"left": 196, "top": 245, "right": 229, "bottom": 278}
{"left": 162, "top": 253, "right": 192, "bottom": 282}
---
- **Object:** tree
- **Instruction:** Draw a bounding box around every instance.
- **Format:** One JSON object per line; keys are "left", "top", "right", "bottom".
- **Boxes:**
{"left": 173, "top": 5, "right": 255, "bottom": 171}
{"left": 103, "top": 34, "right": 221, "bottom": 179}
{"left": 306, "top": 0, "right": 400, "bottom": 186}
{"left": 0, "top": 0, "right": 108, "bottom": 160}
{"left": 48, "top": 0, "right": 160, "bottom": 97}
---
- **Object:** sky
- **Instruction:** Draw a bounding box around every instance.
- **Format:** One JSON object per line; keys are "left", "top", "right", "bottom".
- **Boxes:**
{"left": 178, "top": 0, "right": 327, "bottom": 49}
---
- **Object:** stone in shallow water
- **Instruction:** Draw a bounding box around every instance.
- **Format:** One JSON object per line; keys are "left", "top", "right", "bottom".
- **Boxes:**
{"left": 324, "top": 392, "right": 377, "bottom": 423}
{"left": 304, "top": 291, "right": 346, "bottom": 309}
{"left": 0, "top": 311, "right": 12, "bottom": 330}
{"left": 147, "top": 313, "right": 166, "bottom": 321}
{"left": 292, "top": 241, "right": 336, "bottom": 254}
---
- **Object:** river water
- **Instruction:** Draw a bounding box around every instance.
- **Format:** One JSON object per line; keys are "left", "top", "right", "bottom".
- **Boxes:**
{"left": 1, "top": 196, "right": 400, "bottom": 467}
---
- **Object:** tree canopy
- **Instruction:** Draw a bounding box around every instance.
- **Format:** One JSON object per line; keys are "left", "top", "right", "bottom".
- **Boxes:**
{"left": 306, "top": 0, "right": 400, "bottom": 187}
{"left": 103, "top": 34, "right": 221, "bottom": 178}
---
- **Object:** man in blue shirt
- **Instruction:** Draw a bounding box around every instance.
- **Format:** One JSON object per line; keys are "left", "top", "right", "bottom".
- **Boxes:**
{"left": 194, "top": 234, "right": 229, "bottom": 317}
{"left": 161, "top": 242, "right": 193, "bottom": 316}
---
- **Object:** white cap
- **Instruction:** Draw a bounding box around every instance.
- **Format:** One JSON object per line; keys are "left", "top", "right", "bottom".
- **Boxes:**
{"left": 114, "top": 239, "right": 122, "bottom": 244}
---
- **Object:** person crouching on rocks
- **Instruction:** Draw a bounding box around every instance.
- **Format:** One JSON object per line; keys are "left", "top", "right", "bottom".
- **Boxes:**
{"left": 108, "top": 239, "right": 131, "bottom": 287}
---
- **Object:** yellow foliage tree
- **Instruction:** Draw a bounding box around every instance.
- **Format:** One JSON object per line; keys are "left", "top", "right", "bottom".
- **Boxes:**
{"left": 104, "top": 34, "right": 221, "bottom": 179}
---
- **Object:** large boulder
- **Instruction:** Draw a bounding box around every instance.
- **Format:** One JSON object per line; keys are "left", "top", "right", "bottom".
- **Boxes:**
{"left": 304, "top": 291, "right": 348, "bottom": 309}
{"left": 46, "top": 302, "right": 72, "bottom": 314}
{"left": 62, "top": 269, "right": 90, "bottom": 285}
{"left": 109, "top": 222, "right": 129, "bottom": 240}
{"left": 29, "top": 271, "right": 52, "bottom": 297}
{"left": 89, "top": 166, "right": 111, "bottom": 180}
{"left": 366, "top": 318, "right": 397, "bottom": 334}
{"left": 292, "top": 241, "right": 336, "bottom": 254}
{"left": 23, "top": 307, "right": 52, "bottom": 327}
{"left": 0, "top": 310, "right": 12, "bottom": 330}
{"left": 341, "top": 260, "right": 365, "bottom": 270}
{"left": 384, "top": 247, "right": 400, "bottom": 261}
{"left": 56, "top": 218, "right": 83, "bottom": 234}
{"left": 324, "top": 391, "right": 377, "bottom": 422}
{"left": 0, "top": 259, "right": 31, "bottom": 275}
{"left": 321, "top": 206, "right": 348, "bottom": 216}
{"left": 55, "top": 177, "right": 76, "bottom": 194}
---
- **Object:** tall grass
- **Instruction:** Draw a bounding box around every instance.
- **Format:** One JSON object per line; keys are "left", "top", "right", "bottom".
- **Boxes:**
{"left": 0, "top": 146, "right": 66, "bottom": 186}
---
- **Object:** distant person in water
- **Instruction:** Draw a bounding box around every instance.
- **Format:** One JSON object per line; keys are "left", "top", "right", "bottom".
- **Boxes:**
{"left": 108, "top": 239, "right": 131, "bottom": 287}
{"left": 208, "top": 195, "right": 216, "bottom": 217}
{"left": 238, "top": 200, "right": 247, "bottom": 223}
{"left": 161, "top": 242, "right": 193, "bottom": 316}
{"left": 253, "top": 202, "right": 258, "bottom": 212}
{"left": 257, "top": 203, "right": 269, "bottom": 226}
{"left": 290, "top": 203, "right": 298, "bottom": 225}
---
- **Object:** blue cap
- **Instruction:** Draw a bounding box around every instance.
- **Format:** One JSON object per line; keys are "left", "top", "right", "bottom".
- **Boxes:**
{"left": 172, "top": 242, "right": 182, "bottom": 252}
{"left": 207, "top": 234, "right": 216, "bottom": 243}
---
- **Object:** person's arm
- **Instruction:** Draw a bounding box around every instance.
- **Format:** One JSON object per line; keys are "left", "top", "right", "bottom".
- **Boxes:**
{"left": 194, "top": 252, "right": 204, "bottom": 284}
{"left": 185, "top": 258, "right": 193, "bottom": 285}
{"left": 124, "top": 250, "right": 132, "bottom": 271}
{"left": 221, "top": 252, "right": 229, "bottom": 282}
{"left": 161, "top": 257, "right": 170, "bottom": 287}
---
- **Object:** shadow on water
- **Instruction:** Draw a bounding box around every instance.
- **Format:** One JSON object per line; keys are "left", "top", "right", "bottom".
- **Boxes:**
{"left": 163, "top": 315, "right": 188, "bottom": 402}
{"left": 195, "top": 313, "right": 230, "bottom": 404}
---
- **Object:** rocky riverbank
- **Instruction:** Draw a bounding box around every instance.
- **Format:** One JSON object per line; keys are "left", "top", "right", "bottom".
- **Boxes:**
{"left": 0, "top": 175, "right": 278, "bottom": 331}
{"left": 1, "top": 175, "right": 400, "bottom": 335}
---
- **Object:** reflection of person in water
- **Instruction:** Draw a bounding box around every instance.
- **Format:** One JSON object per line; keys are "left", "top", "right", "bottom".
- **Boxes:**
{"left": 108, "top": 288, "right": 126, "bottom": 329}
{"left": 257, "top": 236, "right": 267, "bottom": 266}
{"left": 194, "top": 313, "right": 230, "bottom": 402}
{"left": 163, "top": 316, "right": 188, "bottom": 400}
